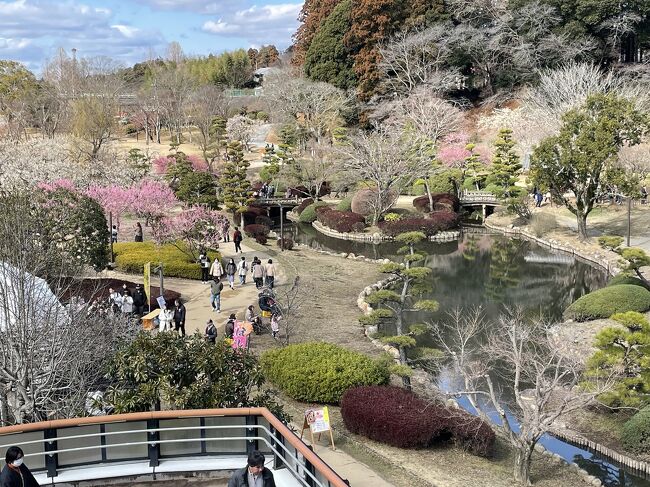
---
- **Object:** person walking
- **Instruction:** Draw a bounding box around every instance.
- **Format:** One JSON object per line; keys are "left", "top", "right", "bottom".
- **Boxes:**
{"left": 225, "top": 313, "right": 236, "bottom": 339}
{"left": 233, "top": 226, "right": 243, "bottom": 253}
{"left": 199, "top": 252, "right": 211, "bottom": 284}
{"left": 111, "top": 224, "right": 118, "bottom": 243}
{"left": 223, "top": 221, "right": 230, "bottom": 242}
{"left": 210, "top": 277, "right": 223, "bottom": 312}
{"left": 210, "top": 257, "right": 224, "bottom": 280}
{"left": 1, "top": 446, "right": 40, "bottom": 487}
{"left": 225, "top": 258, "right": 236, "bottom": 289}
{"left": 132, "top": 284, "right": 147, "bottom": 316}
{"left": 134, "top": 222, "right": 143, "bottom": 242}
{"left": 205, "top": 319, "right": 217, "bottom": 344}
{"left": 252, "top": 258, "right": 265, "bottom": 289}
{"left": 227, "top": 450, "right": 275, "bottom": 487}
{"left": 120, "top": 290, "right": 134, "bottom": 315}
{"left": 535, "top": 191, "right": 543, "bottom": 208}
{"left": 237, "top": 256, "right": 248, "bottom": 285}
{"left": 173, "top": 299, "right": 186, "bottom": 337}
{"left": 264, "top": 259, "right": 276, "bottom": 289}
{"left": 159, "top": 305, "right": 174, "bottom": 332}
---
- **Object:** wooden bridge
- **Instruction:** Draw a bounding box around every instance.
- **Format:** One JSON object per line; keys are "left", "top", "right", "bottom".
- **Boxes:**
{"left": 254, "top": 197, "right": 307, "bottom": 208}
{"left": 459, "top": 190, "right": 500, "bottom": 206}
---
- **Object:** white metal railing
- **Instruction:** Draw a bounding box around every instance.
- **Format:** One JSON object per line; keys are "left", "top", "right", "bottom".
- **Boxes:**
{"left": 0, "top": 411, "right": 347, "bottom": 487}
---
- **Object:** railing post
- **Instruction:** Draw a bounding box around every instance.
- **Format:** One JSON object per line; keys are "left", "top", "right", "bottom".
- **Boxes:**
{"left": 147, "top": 419, "right": 160, "bottom": 467}
{"left": 44, "top": 428, "right": 58, "bottom": 478}
{"left": 246, "top": 415, "right": 258, "bottom": 455}
{"left": 303, "top": 445, "right": 317, "bottom": 487}
{"left": 271, "top": 425, "right": 286, "bottom": 469}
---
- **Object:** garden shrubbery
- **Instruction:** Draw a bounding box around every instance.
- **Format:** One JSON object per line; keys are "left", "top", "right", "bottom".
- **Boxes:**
{"left": 295, "top": 198, "right": 314, "bottom": 215}
{"left": 316, "top": 207, "right": 366, "bottom": 233}
{"left": 622, "top": 406, "right": 650, "bottom": 453}
{"left": 298, "top": 201, "right": 330, "bottom": 223}
{"left": 277, "top": 236, "right": 294, "bottom": 250}
{"left": 564, "top": 285, "right": 650, "bottom": 321}
{"left": 255, "top": 215, "right": 273, "bottom": 228}
{"left": 336, "top": 197, "right": 352, "bottom": 211}
{"left": 260, "top": 343, "right": 389, "bottom": 404}
{"left": 378, "top": 212, "right": 460, "bottom": 237}
{"left": 607, "top": 274, "right": 650, "bottom": 291}
{"left": 113, "top": 242, "right": 221, "bottom": 280}
{"left": 341, "top": 386, "right": 494, "bottom": 455}
{"left": 413, "top": 194, "right": 460, "bottom": 213}
{"left": 243, "top": 224, "right": 270, "bottom": 244}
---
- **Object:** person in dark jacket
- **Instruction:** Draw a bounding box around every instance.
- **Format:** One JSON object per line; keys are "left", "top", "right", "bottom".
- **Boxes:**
{"left": 173, "top": 299, "right": 186, "bottom": 337}
{"left": 132, "top": 284, "right": 147, "bottom": 316}
{"left": 233, "top": 227, "right": 243, "bottom": 253}
{"left": 1, "top": 446, "right": 40, "bottom": 487}
{"left": 225, "top": 313, "right": 236, "bottom": 339}
{"left": 227, "top": 450, "right": 275, "bottom": 487}
{"left": 205, "top": 319, "right": 217, "bottom": 344}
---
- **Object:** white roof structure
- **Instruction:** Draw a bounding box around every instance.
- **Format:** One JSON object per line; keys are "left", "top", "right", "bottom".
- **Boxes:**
{"left": 0, "top": 261, "right": 67, "bottom": 331}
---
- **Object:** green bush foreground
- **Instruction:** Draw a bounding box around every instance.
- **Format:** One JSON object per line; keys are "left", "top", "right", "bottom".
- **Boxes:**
{"left": 114, "top": 242, "right": 221, "bottom": 280}
{"left": 622, "top": 406, "right": 650, "bottom": 453}
{"left": 564, "top": 285, "right": 650, "bottom": 321}
{"left": 261, "top": 342, "right": 389, "bottom": 404}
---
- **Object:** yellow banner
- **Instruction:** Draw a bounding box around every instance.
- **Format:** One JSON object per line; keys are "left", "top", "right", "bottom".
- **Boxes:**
{"left": 143, "top": 262, "right": 151, "bottom": 305}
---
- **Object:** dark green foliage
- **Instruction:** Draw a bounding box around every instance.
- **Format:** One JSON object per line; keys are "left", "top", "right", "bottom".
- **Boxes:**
{"left": 295, "top": 198, "right": 314, "bottom": 215}
{"left": 608, "top": 274, "right": 650, "bottom": 291}
{"left": 622, "top": 406, "right": 650, "bottom": 453}
{"left": 261, "top": 343, "right": 390, "bottom": 404}
{"left": 175, "top": 171, "right": 219, "bottom": 208}
{"left": 336, "top": 197, "right": 353, "bottom": 211}
{"left": 107, "top": 332, "right": 287, "bottom": 420}
{"left": 341, "top": 386, "right": 495, "bottom": 455}
{"left": 304, "top": 0, "right": 356, "bottom": 90}
{"left": 564, "top": 285, "right": 650, "bottom": 321}
{"left": 298, "top": 201, "right": 330, "bottom": 223}
{"left": 485, "top": 128, "right": 523, "bottom": 200}
{"left": 221, "top": 141, "right": 254, "bottom": 225}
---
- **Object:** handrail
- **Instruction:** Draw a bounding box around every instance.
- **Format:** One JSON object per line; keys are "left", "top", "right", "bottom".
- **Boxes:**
{"left": 0, "top": 408, "right": 349, "bottom": 487}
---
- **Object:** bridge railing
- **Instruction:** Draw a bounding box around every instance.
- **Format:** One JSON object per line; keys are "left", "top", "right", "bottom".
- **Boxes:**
{"left": 0, "top": 408, "right": 349, "bottom": 487}
{"left": 460, "top": 190, "right": 499, "bottom": 204}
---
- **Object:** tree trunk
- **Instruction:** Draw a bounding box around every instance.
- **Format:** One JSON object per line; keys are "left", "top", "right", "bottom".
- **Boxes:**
{"left": 240, "top": 212, "right": 245, "bottom": 229}
{"left": 576, "top": 213, "right": 588, "bottom": 240}
{"left": 424, "top": 180, "right": 434, "bottom": 212}
{"left": 513, "top": 443, "right": 535, "bottom": 485}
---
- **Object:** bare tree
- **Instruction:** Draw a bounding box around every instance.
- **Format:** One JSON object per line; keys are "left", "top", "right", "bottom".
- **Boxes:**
{"left": 379, "top": 25, "right": 462, "bottom": 95}
{"left": 431, "top": 307, "right": 616, "bottom": 485}
{"left": 156, "top": 65, "right": 195, "bottom": 145}
{"left": 273, "top": 276, "right": 312, "bottom": 346}
{"left": 226, "top": 115, "right": 258, "bottom": 151}
{"left": 188, "top": 85, "right": 230, "bottom": 167}
{"left": 0, "top": 194, "right": 137, "bottom": 424}
{"left": 264, "top": 70, "right": 350, "bottom": 146}
{"left": 286, "top": 141, "right": 342, "bottom": 197}
{"left": 339, "top": 124, "right": 418, "bottom": 225}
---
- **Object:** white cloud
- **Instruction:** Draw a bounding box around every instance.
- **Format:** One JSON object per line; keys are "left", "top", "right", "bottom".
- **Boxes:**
{"left": 202, "top": 2, "right": 301, "bottom": 47}
{"left": 141, "top": 0, "right": 238, "bottom": 14}
{"left": 111, "top": 24, "right": 140, "bottom": 38}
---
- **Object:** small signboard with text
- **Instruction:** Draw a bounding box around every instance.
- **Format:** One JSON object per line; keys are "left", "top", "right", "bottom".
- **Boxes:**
{"left": 301, "top": 406, "right": 335, "bottom": 450}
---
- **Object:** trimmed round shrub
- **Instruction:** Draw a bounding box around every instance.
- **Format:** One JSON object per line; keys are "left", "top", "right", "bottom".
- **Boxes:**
{"left": 243, "top": 224, "right": 270, "bottom": 239}
{"left": 341, "top": 386, "right": 494, "bottom": 455}
{"left": 255, "top": 215, "right": 274, "bottom": 228}
{"left": 113, "top": 242, "right": 221, "bottom": 281}
{"left": 316, "top": 208, "right": 366, "bottom": 233}
{"left": 336, "top": 197, "right": 352, "bottom": 211}
{"left": 622, "top": 406, "right": 650, "bottom": 453}
{"left": 413, "top": 194, "right": 460, "bottom": 213}
{"left": 608, "top": 274, "right": 650, "bottom": 291}
{"left": 277, "top": 236, "right": 294, "bottom": 250}
{"left": 378, "top": 212, "right": 460, "bottom": 237}
{"left": 298, "top": 202, "right": 330, "bottom": 223}
{"left": 261, "top": 343, "right": 389, "bottom": 404}
{"left": 564, "top": 285, "right": 650, "bottom": 321}
{"left": 295, "top": 198, "right": 314, "bottom": 215}
{"left": 255, "top": 235, "right": 268, "bottom": 245}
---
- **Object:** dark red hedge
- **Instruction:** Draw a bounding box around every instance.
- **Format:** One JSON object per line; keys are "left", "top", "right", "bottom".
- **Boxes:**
{"left": 340, "top": 386, "right": 494, "bottom": 456}
{"left": 316, "top": 208, "right": 366, "bottom": 233}
{"left": 295, "top": 198, "right": 314, "bottom": 215}
{"left": 378, "top": 211, "right": 459, "bottom": 237}
{"left": 413, "top": 193, "right": 460, "bottom": 213}
{"left": 243, "top": 224, "right": 270, "bottom": 238}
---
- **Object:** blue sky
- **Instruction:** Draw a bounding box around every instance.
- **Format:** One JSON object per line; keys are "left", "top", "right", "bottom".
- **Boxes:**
{"left": 0, "top": 0, "right": 303, "bottom": 74}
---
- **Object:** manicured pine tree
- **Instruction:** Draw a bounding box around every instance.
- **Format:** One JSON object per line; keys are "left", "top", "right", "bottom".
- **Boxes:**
{"left": 463, "top": 143, "right": 487, "bottom": 190}
{"left": 487, "top": 128, "right": 522, "bottom": 200}
{"left": 221, "top": 140, "right": 254, "bottom": 228}
{"left": 360, "top": 231, "right": 440, "bottom": 390}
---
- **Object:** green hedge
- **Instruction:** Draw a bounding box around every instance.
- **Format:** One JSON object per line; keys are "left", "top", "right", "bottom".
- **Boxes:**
{"left": 607, "top": 274, "right": 650, "bottom": 291}
{"left": 261, "top": 343, "right": 389, "bottom": 404}
{"left": 298, "top": 202, "right": 330, "bottom": 223}
{"left": 564, "top": 285, "right": 650, "bottom": 321}
{"left": 336, "top": 198, "right": 352, "bottom": 211}
{"left": 622, "top": 406, "right": 650, "bottom": 453}
{"left": 113, "top": 242, "right": 221, "bottom": 280}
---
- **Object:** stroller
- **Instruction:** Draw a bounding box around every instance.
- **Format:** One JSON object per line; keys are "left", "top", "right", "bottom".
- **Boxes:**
{"left": 257, "top": 288, "right": 281, "bottom": 333}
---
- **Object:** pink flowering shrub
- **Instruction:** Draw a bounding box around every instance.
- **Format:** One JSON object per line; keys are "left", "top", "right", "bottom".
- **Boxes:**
{"left": 36, "top": 179, "right": 77, "bottom": 192}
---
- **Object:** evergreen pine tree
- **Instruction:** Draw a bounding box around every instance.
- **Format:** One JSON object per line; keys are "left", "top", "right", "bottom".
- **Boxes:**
{"left": 221, "top": 141, "right": 254, "bottom": 227}
{"left": 463, "top": 143, "right": 487, "bottom": 190}
{"left": 487, "top": 128, "right": 522, "bottom": 200}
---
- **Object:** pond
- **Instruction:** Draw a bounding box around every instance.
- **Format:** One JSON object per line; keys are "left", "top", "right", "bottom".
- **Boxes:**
{"left": 291, "top": 222, "right": 650, "bottom": 487}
